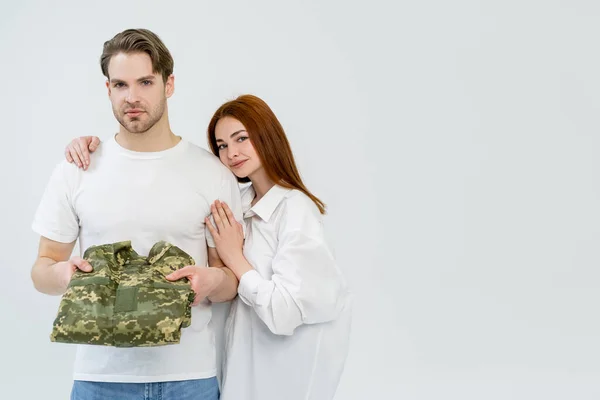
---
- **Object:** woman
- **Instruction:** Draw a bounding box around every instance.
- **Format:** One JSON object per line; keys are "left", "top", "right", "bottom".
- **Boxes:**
{"left": 64, "top": 94, "right": 351, "bottom": 400}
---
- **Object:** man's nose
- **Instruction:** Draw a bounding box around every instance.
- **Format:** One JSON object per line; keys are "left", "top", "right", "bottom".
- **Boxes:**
{"left": 125, "top": 87, "right": 141, "bottom": 103}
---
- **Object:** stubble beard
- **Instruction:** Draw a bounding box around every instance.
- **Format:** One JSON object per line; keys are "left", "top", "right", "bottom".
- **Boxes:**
{"left": 114, "top": 96, "right": 166, "bottom": 134}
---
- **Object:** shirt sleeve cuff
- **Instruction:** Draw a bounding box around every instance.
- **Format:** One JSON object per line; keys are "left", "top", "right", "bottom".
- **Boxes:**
{"left": 237, "top": 269, "right": 264, "bottom": 306}
{"left": 206, "top": 236, "right": 216, "bottom": 248}
{"left": 31, "top": 223, "right": 78, "bottom": 243}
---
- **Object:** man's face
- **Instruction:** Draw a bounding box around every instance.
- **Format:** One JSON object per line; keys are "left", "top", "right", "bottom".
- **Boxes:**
{"left": 106, "top": 52, "right": 173, "bottom": 134}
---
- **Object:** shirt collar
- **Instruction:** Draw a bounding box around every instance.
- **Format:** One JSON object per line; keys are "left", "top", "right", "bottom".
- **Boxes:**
{"left": 243, "top": 184, "right": 292, "bottom": 221}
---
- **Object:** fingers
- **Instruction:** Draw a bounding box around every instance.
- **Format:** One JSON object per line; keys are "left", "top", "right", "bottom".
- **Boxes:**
{"left": 67, "top": 143, "right": 83, "bottom": 168}
{"left": 165, "top": 265, "right": 194, "bottom": 281}
{"left": 89, "top": 136, "right": 101, "bottom": 151}
{"left": 217, "top": 202, "right": 229, "bottom": 225}
{"left": 165, "top": 266, "right": 202, "bottom": 305}
{"left": 70, "top": 256, "right": 93, "bottom": 272}
{"left": 211, "top": 202, "right": 226, "bottom": 230}
{"left": 222, "top": 202, "right": 236, "bottom": 225}
{"left": 76, "top": 137, "right": 91, "bottom": 169}
{"left": 65, "top": 136, "right": 99, "bottom": 168}
{"left": 65, "top": 146, "right": 74, "bottom": 164}
{"left": 214, "top": 200, "right": 231, "bottom": 226}
{"left": 70, "top": 140, "right": 86, "bottom": 169}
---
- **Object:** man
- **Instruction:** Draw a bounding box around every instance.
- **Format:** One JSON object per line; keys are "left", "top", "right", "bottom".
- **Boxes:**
{"left": 30, "top": 28, "right": 241, "bottom": 400}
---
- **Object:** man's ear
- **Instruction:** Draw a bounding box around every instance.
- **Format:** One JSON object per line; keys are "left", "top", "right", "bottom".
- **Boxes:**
{"left": 165, "top": 74, "right": 175, "bottom": 98}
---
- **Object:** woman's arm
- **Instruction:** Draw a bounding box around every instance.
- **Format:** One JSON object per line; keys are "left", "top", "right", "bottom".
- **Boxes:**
{"left": 236, "top": 227, "right": 347, "bottom": 336}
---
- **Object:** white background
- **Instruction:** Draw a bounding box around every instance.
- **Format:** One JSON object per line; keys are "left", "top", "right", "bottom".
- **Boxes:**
{"left": 1, "top": 0, "right": 599, "bottom": 399}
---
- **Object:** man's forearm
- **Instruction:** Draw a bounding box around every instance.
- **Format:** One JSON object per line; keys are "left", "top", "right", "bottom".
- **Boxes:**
{"left": 207, "top": 266, "right": 238, "bottom": 303}
{"left": 31, "top": 257, "right": 66, "bottom": 296}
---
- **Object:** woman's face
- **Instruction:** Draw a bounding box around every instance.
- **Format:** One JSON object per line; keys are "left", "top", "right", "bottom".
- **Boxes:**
{"left": 214, "top": 116, "right": 262, "bottom": 179}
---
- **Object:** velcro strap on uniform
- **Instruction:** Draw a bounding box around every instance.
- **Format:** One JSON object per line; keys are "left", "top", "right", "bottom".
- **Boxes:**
{"left": 114, "top": 286, "right": 138, "bottom": 312}
{"left": 68, "top": 276, "right": 112, "bottom": 287}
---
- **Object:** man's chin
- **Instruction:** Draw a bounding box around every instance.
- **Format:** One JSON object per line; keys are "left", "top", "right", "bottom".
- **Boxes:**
{"left": 122, "top": 121, "right": 151, "bottom": 134}
{"left": 128, "top": 129, "right": 150, "bottom": 134}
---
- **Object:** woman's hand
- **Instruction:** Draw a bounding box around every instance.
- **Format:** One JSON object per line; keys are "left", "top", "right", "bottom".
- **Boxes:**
{"left": 205, "top": 200, "right": 246, "bottom": 271}
{"left": 65, "top": 136, "right": 101, "bottom": 170}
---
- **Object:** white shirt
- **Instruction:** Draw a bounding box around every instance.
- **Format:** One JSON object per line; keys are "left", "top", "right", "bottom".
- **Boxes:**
{"left": 220, "top": 184, "right": 352, "bottom": 400}
{"left": 32, "top": 135, "right": 243, "bottom": 383}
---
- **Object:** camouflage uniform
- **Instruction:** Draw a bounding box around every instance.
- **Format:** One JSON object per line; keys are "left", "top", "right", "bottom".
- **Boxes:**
{"left": 50, "top": 241, "right": 196, "bottom": 347}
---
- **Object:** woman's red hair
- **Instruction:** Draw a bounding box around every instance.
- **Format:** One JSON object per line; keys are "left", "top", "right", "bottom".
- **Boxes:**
{"left": 207, "top": 95, "right": 326, "bottom": 214}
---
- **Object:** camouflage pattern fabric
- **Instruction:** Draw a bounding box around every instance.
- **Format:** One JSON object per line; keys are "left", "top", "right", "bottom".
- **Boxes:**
{"left": 50, "top": 241, "right": 196, "bottom": 347}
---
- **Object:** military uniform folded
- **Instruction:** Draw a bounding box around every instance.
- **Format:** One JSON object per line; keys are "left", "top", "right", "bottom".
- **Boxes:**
{"left": 50, "top": 241, "right": 196, "bottom": 347}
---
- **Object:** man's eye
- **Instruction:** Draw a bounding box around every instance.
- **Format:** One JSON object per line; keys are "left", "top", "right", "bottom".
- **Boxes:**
{"left": 142, "top": 80, "right": 152, "bottom": 86}
{"left": 114, "top": 83, "right": 125, "bottom": 88}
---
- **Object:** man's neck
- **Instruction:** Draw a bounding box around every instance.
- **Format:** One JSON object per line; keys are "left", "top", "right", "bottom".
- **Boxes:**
{"left": 116, "top": 117, "right": 180, "bottom": 152}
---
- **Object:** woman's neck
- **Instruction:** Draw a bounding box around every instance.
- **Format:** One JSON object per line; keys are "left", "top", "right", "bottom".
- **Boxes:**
{"left": 249, "top": 169, "right": 276, "bottom": 206}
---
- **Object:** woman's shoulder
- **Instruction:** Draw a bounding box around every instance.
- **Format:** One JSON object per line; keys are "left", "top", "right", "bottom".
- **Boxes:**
{"left": 277, "top": 188, "right": 323, "bottom": 228}
{"left": 282, "top": 189, "right": 317, "bottom": 209}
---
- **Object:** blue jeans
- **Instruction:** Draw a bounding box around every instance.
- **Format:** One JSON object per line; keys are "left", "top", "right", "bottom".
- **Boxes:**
{"left": 70, "top": 377, "right": 219, "bottom": 400}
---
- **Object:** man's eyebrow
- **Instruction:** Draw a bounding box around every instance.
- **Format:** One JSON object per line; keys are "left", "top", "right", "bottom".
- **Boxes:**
{"left": 109, "top": 76, "right": 156, "bottom": 84}
{"left": 137, "top": 75, "right": 156, "bottom": 82}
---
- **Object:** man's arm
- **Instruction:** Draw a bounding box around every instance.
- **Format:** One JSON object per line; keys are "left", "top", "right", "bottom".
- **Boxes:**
{"left": 201, "top": 168, "right": 243, "bottom": 303}
{"left": 31, "top": 237, "right": 91, "bottom": 296}
{"left": 166, "top": 165, "right": 243, "bottom": 303}
{"left": 165, "top": 247, "right": 238, "bottom": 304}
{"left": 206, "top": 247, "right": 239, "bottom": 303}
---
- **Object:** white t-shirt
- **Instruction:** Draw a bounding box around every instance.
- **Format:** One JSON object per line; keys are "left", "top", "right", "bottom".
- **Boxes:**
{"left": 220, "top": 184, "right": 352, "bottom": 400}
{"left": 32, "top": 135, "right": 243, "bottom": 383}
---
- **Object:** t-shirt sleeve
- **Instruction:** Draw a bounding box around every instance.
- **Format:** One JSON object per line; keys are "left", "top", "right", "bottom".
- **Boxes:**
{"left": 205, "top": 167, "right": 244, "bottom": 248}
{"left": 31, "top": 161, "right": 79, "bottom": 243}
